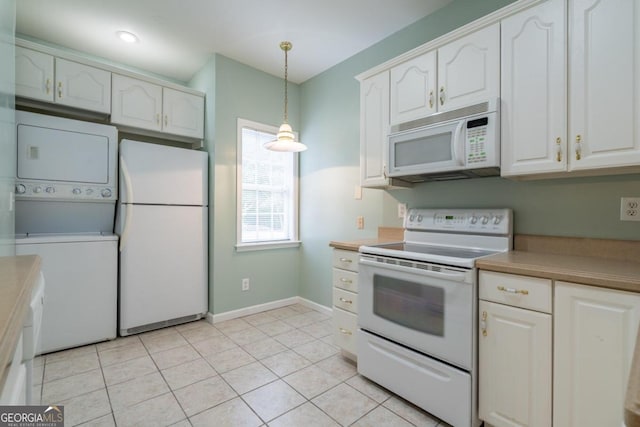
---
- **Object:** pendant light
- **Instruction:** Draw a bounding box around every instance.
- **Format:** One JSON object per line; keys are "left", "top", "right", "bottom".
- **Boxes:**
{"left": 264, "top": 41, "right": 307, "bottom": 152}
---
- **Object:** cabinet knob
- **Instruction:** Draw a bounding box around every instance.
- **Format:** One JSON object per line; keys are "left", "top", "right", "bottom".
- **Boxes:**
{"left": 429, "top": 90, "right": 434, "bottom": 109}
{"left": 45, "top": 78, "right": 51, "bottom": 94}
{"left": 439, "top": 86, "right": 445, "bottom": 106}
{"left": 481, "top": 311, "right": 487, "bottom": 337}
{"left": 575, "top": 135, "right": 582, "bottom": 160}
{"left": 57, "top": 81, "right": 63, "bottom": 98}
{"left": 156, "top": 113, "right": 160, "bottom": 125}
{"left": 556, "top": 137, "right": 562, "bottom": 162}
{"left": 164, "top": 114, "right": 168, "bottom": 127}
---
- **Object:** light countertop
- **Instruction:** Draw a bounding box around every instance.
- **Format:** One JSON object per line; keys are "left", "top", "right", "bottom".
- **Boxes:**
{"left": 0, "top": 255, "right": 41, "bottom": 390}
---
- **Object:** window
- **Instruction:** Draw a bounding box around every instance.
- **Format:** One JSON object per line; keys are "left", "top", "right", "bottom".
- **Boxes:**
{"left": 236, "top": 118, "right": 300, "bottom": 250}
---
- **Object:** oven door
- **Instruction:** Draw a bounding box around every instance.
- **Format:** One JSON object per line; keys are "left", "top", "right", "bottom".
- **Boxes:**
{"left": 359, "top": 254, "right": 474, "bottom": 370}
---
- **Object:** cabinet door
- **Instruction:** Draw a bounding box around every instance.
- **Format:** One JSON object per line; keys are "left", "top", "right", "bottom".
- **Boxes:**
{"left": 360, "top": 71, "right": 390, "bottom": 188}
{"left": 437, "top": 23, "right": 500, "bottom": 112}
{"left": 55, "top": 58, "right": 111, "bottom": 113}
{"left": 15, "top": 47, "right": 54, "bottom": 102}
{"left": 389, "top": 51, "right": 436, "bottom": 125}
{"left": 111, "top": 74, "right": 162, "bottom": 132}
{"left": 162, "top": 87, "right": 204, "bottom": 139}
{"left": 554, "top": 281, "right": 640, "bottom": 427}
{"left": 569, "top": 0, "right": 640, "bottom": 170}
{"left": 500, "top": 0, "right": 567, "bottom": 177}
{"left": 478, "top": 300, "right": 552, "bottom": 427}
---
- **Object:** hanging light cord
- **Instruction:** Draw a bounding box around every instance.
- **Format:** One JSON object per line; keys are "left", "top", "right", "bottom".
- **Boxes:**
{"left": 281, "top": 41, "right": 291, "bottom": 124}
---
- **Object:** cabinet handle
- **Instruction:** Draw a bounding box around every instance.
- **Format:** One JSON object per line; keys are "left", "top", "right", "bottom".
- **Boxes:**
{"left": 339, "top": 328, "right": 352, "bottom": 336}
{"left": 156, "top": 113, "right": 160, "bottom": 125}
{"left": 497, "top": 285, "right": 529, "bottom": 295}
{"left": 45, "top": 78, "right": 51, "bottom": 94}
{"left": 556, "top": 137, "right": 562, "bottom": 162}
{"left": 429, "top": 90, "right": 434, "bottom": 108}
{"left": 339, "top": 258, "right": 352, "bottom": 263}
{"left": 339, "top": 278, "right": 353, "bottom": 284}
{"left": 57, "top": 81, "right": 63, "bottom": 98}
{"left": 382, "top": 164, "right": 388, "bottom": 179}
{"left": 439, "top": 86, "right": 445, "bottom": 106}
{"left": 575, "top": 134, "right": 582, "bottom": 160}
{"left": 338, "top": 297, "right": 353, "bottom": 304}
{"left": 164, "top": 114, "right": 168, "bottom": 127}
{"left": 481, "top": 311, "right": 487, "bottom": 337}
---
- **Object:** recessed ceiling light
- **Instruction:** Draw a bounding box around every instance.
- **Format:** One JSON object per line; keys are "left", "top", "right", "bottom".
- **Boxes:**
{"left": 117, "top": 31, "right": 138, "bottom": 43}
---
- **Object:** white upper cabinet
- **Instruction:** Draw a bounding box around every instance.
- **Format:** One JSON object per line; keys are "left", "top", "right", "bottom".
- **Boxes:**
{"left": 437, "top": 23, "right": 500, "bottom": 112}
{"left": 15, "top": 47, "right": 111, "bottom": 114}
{"left": 54, "top": 58, "right": 111, "bottom": 114}
{"left": 162, "top": 87, "right": 204, "bottom": 140}
{"left": 15, "top": 47, "right": 54, "bottom": 102}
{"left": 568, "top": 0, "right": 640, "bottom": 170}
{"left": 502, "top": 0, "right": 640, "bottom": 177}
{"left": 389, "top": 23, "right": 500, "bottom": 126}
{"left": 390, "top": 51, "right": 436, "bottom": 125}
{"left": 360, "top": 71, "right": 391, "bottom": 188}
{"left": 501, "top": 0, "right": 566, "bottom": 176}
{"left": 111, "top": 74, "right": 163, "bottom": 132}
{"left": 112, "top": 74, "right": 204, "bottom": 140}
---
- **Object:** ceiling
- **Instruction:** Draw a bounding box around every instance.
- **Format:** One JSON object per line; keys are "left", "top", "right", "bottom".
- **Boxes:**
{"left": 16, "top": 0, "right": 453, "bottom": 84}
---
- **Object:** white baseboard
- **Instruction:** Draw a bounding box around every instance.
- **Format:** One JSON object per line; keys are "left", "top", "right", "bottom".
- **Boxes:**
{"left": 207, "top": 296, "right": 332, "bottom": 324}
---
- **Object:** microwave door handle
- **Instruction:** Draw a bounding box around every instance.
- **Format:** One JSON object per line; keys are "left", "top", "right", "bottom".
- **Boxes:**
{"left": 453, "top": 121, "right": 466, "bottom": 166}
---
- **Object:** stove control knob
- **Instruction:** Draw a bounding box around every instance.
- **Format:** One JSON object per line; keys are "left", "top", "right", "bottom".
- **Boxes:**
{"left": 470, "top": 215, "right": 478, "bottom": 224}
{"left": 72, "top": 188, "right": 81, "bottom": 195}
{"left": 493, "top": 215, "right": 502, "bottom": 225}
{"left": 481, "top": 215, "right": 490, "bottom": 225}
{"left": 86, "top": 188, "right": 94, "bottom": 195}
{"left": 409, "top": 215, "right": 415, "bottom": 222}
{"left": 417, "top": 215, "right": 423, "bottom": 222}
{"left": 101, "top": 188, "right": 112, "bottom": 198}
{"left": 33, "top": 186, "right": 42, "bottom": 194}
{"left": 15, "top": 184, "right": 26, "bottom": 194}
{"left": 45, "top": 186, "right": 55, "bottom": 194}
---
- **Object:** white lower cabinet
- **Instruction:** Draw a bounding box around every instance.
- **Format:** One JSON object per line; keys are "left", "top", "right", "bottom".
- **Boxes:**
{"left": 479, "top": 272, "right": 640, "bottom": 427}
{"left": 331, "top": 249, "right": 359, "bottom": 357}
{"left": 554, "top": 281, "right": 640, "bottom": 427}
{"left": 479, "top": 272, "right": 552, "bottom": 427}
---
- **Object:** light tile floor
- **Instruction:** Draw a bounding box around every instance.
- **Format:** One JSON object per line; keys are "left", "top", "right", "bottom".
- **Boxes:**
{"left": 33, "top": 304, "right": 452, "bottom": 427}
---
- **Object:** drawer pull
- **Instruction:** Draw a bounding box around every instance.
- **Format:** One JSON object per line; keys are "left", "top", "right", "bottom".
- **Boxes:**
{"left": 339, "top": 328, "right": 352, "bottom": 336}
{"left": 497, "top": 286, "right": 529, "bottom": 295}
{"left": 339, "top": 258, "right": 353, "bottom": 263}
{"left": 339, "top": 278, "right": 353, "bottom": 284}
{"left": 338, "top": 297, "right": 353, "bottom": 304}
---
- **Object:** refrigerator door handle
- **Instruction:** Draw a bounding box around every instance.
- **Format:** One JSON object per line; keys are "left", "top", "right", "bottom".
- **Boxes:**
{"left": 119, "top": 156, "right": 134, "bottom": 252}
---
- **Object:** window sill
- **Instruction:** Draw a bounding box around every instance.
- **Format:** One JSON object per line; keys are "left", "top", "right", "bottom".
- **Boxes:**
{"left": 235, "top": 241, "right": 302, "bottom": 252}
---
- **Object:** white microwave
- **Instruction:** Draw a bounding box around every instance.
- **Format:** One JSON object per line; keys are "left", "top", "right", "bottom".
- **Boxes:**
{"left": 388, "top": 99, "right": 500, "bottom": 182}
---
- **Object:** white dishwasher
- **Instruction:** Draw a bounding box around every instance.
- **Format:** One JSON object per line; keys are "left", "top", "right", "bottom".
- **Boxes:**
{"left": 16, "top": 234, "right": 118, "bottom": 354}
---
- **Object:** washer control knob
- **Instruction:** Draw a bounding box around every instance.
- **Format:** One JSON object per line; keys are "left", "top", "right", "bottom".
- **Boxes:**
{"left": 417, "top": 215, "right": 423, "bottom": 222}
{"left": 15, "top": 184, "right": 26, "bottom": 194}
{"left": 470, "top": 215, "right": 478, "bottom": 224}
{"left": 101, "top": 188, "right": 112, "bottom": 198}
{"left": 72, "top": 188, "right": 81, "bottom": 195}
{"left": 481, "top": 215, "right": 490, "bottom": 225}
{"left": 33, "top": 186, "right": 42, "bottom": 194}
{"left": 409, "top": 215, "right": 415, "bottom": 222}
{"left": 493, "top": 215, "right": 502, "bottom": 225}
{"left": 86, "top": 188, "right": 94, "bottom": 195}
{"left": 45, "top": 186, "right": 55, "bottom": 194}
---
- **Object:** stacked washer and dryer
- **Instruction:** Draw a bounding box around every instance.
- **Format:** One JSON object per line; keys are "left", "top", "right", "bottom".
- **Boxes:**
{"left": 15, "top": 111, "right": 118, "bottom": 354}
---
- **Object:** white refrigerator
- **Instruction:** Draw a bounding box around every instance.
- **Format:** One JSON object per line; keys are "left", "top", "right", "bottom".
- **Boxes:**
{"left": 117, "top": 139, "right": 208, "bottom": 335}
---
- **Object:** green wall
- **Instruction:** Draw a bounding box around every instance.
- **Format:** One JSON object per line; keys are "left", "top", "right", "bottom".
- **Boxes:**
{"left": 299, "top": 0, "right": 518, "bottom": 306}
{"left": 192, "top": 54, "right": 303, "bottom": 314}
{"left": 0, "top": 0, "right": 16, "bottom": 256}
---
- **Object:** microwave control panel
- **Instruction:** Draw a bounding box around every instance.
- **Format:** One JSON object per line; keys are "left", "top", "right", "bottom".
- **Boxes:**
{"left": 466, "top": 117, "right": 489, "bottom": 164}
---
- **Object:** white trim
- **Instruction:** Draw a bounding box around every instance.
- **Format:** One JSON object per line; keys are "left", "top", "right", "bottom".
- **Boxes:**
{"left": 355, "top": 0, "right": 546, "bottom": 81}
{"left": 235, "top": 240, "right": 301, "bottom": 252}
{"left": 207, "top": 296, "right": 332, "bottom": 324}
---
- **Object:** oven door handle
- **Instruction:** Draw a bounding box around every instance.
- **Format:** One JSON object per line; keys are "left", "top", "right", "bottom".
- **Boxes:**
{"left": 359, "top": 257, "right": 469, "bottom": 283}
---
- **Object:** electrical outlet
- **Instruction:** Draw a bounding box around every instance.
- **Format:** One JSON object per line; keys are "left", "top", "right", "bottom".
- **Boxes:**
{"left": 621, "top": 197, "right": 640, "bottom": 221}
{"left": 398, "top": 203, "right": 407, "bottom": 219}
{"left": 356, "top": 216, "right": 364, "bottom": 229}
{"left": 242, "top": 278, "right": 250, "bottom": 291}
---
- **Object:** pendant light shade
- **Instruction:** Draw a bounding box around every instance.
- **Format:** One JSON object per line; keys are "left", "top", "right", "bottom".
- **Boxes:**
{"left": 264, "top": 41, "right": 307, "bottom": 152}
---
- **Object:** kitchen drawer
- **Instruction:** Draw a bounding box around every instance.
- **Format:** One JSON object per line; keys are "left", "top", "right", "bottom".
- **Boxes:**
{"left": 480, "top": 270, "right": 552, "bottom": 314}
{"left": 332, "top": 268, "right": 358, "bottom": 293}
{"left": 333, "top": 287, "right": 358, "bottom": 314}
{"left": 332, "top": 249, "right": 359, "bottom": 272}
{"left": 333, "top": 307, "right": 357, "bottom": 355}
